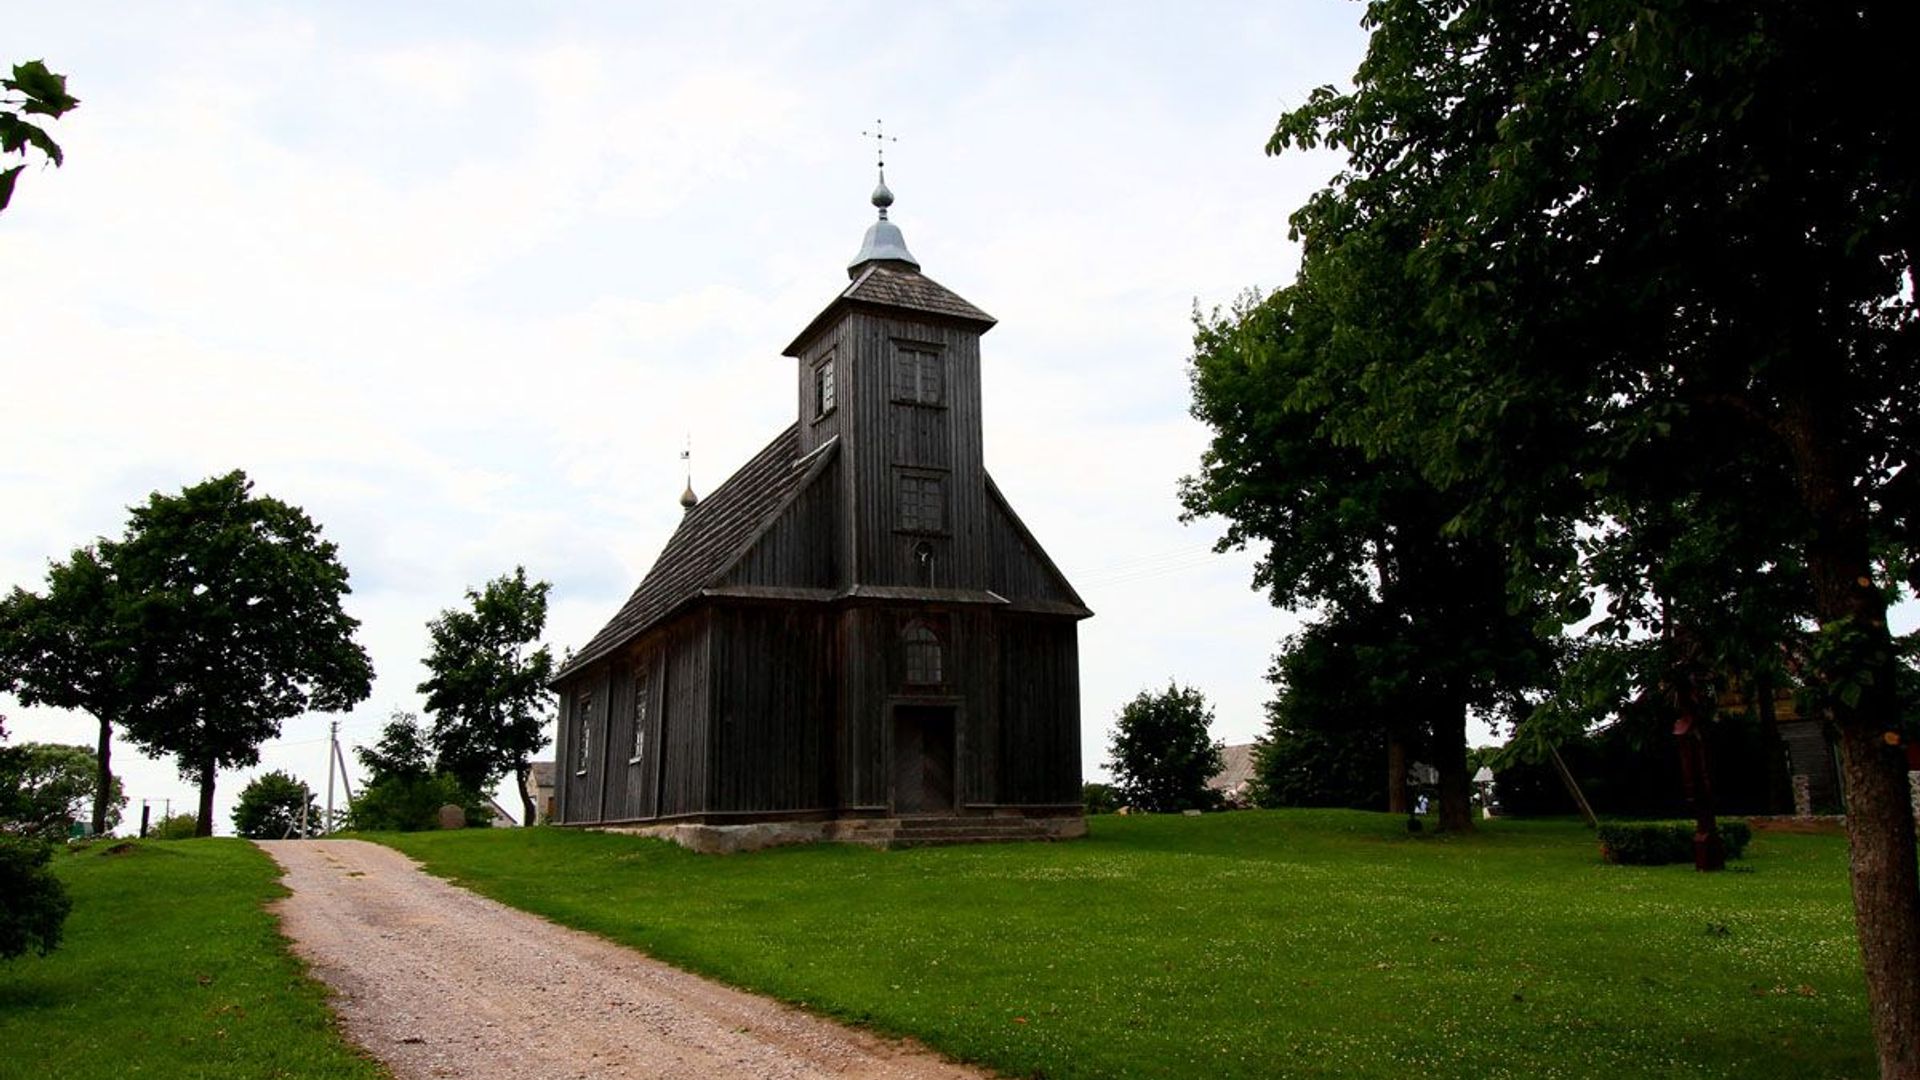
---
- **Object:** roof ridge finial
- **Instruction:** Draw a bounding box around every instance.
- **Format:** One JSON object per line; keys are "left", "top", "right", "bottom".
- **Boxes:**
{"left": 861, "top": 119, "right": 896, "bottom": 220}
{"left": 679, "top": 435, "right": 698, "bottom": 512}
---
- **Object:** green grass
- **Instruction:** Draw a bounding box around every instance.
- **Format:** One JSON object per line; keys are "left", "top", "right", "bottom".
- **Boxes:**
{"left": 0, "top": 839, "right": 387, "bottom": 1080}
{"left": 375, "top": 811, "right": 1872, "bottom": 1079}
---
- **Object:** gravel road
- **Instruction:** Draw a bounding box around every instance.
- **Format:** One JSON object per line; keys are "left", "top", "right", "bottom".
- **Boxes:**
{"left": 258, "top": 839, "right": 989, "bottom": 1080}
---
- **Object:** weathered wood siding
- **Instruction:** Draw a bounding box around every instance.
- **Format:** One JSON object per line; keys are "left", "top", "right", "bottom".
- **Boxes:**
{"left": 708, "top": 606, "right": 836, "bottom": 813}
{"left": 719, "top": 463, "right": 840, "bottom": 590}
{"left": 995, "top": 616, "right": 1082, "bottom": 805}
{"left": 796, "top": 312, "right": 988, "bottom": 592}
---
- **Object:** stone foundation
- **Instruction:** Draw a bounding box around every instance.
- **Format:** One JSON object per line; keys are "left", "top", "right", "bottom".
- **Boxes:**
{"left": 600, "top": 814, "right": 1088, "bottom": 855}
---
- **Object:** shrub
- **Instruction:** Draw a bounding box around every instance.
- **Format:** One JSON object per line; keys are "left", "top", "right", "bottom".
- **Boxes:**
{"left": 232, "top": 770, "right": 322, "bottom": 839}
{"left": 347, "top": 772, "right": 487, "bottom": 832}
{"left": 146, "top": 813, "right": 199, "bottom": 840}
{"left": 1597, "top": 821, "right": 1752, "bottom": 865}
{"left": 0, "top": 837, "right": 72, "bottom": 959}
{"left": 1106, "top": 683, "right": 1224, "bottom": 813}
{"left": 1082, "top": 783, "right": 1118, "bottom": 815}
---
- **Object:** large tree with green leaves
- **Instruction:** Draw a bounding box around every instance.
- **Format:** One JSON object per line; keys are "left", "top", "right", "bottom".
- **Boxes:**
{"left": 112, "top": 471, "right": 374, "bottom": 836}
{"left": 1, "top": 547, "right": 138, "bottom": 835}
{"left": 0, "top": 741, "right": 125, "bottom": 840}
{"left": 418, "top": 567, "right": 553, "bottom": 826}
{"left": 0, "top": 60, "right": 78, "bottom": 213}
{"left": 1106, "top": 683, "right": 1225, "bottom": 814}
{"left": 1267, "top": 2, "right": 1918, "bottom": 1070}
{"left": 1183, "top": 286, "right": 1555, "bottom": 831}
{"left": 230, "top": 769, "right": 320, "bottom": 839}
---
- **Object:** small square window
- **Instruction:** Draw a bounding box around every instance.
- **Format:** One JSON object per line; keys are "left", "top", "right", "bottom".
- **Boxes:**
{"left": 898, "top": 474, "right": 945, "bottom": 533}
{"left": 815, "top": 358, "right": 836, "bottom": 417}
{"left": 891, "top": 348, "right": 943, "bottom": 405}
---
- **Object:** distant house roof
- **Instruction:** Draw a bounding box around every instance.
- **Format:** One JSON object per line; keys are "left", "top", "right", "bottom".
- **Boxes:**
{"left": 554, "top": 428, "right": 837, "bottom": 682}
{"left": 528, "top": 761, "right": 555, "bottom": 791}
{"left": 485, "top": 798, "right": 517, "bottom": 827}
{"left": 1209, "top": 743, "right": 1256, "bottom": 793}
{"left": 784, "top": 263, "right": 995, "bottom": 357}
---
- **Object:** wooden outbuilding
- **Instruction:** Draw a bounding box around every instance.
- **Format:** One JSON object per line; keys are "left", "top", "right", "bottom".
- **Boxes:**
{"left": 548, "top": 175, "right": 1090, "bottom": 848}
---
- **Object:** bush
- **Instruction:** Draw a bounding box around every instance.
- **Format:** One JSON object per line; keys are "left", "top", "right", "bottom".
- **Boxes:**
{"left": 1106, "top": 683, "right": 1224, "bottom": 813}
{"left": 0, "top": 837, "right": 72, "bottom": 959}
{"left": 1597, "top": 821, "right": 1753, "bottom": 865}
{"left": 1082, "top": 783, "right": 1118, "bottom": 815}
{"left": 347, "top": 772, "right": 487, "bottom": 832}
{"left": 146, "top": 813, "right": 198, "bottom": 840}
{"left": 232, "top": 770, "right": 321, "bottom": 839}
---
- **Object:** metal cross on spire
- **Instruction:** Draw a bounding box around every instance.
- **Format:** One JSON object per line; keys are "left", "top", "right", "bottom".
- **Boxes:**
{"left": 861, "top": 119, "right": 896, "bottom": 173}
{"left": 861, "top": 120, "right": 899, "bottom": 219}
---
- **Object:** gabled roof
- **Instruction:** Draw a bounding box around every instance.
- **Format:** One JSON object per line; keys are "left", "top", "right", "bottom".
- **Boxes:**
{"left": 784, "top": 263, "right": 996, "bottom": 357}
{"left": 554, "top": 427, "right": 836, "bottom": 681}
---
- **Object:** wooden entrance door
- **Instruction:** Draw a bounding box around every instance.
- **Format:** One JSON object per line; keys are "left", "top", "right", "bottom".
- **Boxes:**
{"left": 892, "top": 706, "right": 956, "bottom": 815}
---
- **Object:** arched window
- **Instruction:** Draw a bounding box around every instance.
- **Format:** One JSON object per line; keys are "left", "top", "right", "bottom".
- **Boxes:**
{"left": 903, "top": 622, "right": 942, "bottom": 686}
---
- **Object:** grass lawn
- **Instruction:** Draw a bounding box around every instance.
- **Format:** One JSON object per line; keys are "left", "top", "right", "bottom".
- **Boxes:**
{"left": 376, "top": 811, "right": 1872, "bottom": 1079}
{"left": 0, "top": 838, "right": 387, "bottom": 1080}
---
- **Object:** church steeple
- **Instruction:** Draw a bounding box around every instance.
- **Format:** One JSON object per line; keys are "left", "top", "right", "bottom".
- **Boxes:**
{"left": 848, "top": 121, "right": 919, "bottom": 277}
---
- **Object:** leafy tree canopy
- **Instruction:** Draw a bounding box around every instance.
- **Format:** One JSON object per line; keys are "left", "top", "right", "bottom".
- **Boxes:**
{"left": 1105, "top": 683, "right": 1224, "bottom": 814}
{"left": 354, "top": 711, "right": 434, "bottom": 785}
{"left": 110, "top": 470, "right": 374, "bottom": 836}
{"left": 1263, "top": 2, "right": 1917, "bottom": 1069}
{"left": 418, "top": 567, "right": 553, "bottom": 826}
{"left": 0, "top": 546, "right": 139, "bottom": 835}
{"left": 230, "top": 769, "right": 320, "bottom": 840}
{"left": 0, "top": 60, "right": 78, "bottom": 212}
{"left": 0, "top": 742, "right": 125, "bottom": 840}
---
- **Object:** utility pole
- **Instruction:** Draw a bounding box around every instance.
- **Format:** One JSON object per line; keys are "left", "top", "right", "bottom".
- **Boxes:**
{"left": 299, "top": 781, "right": 310, "bottom": 839}
{"left": 325, "top": 719, "right": 338, "bottom": 835}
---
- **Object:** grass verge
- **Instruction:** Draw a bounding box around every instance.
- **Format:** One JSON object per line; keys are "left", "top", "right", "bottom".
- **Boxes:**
{"left": 376, "top": 811, "right": 1872, "bottom": 1079}
{"left": 0, "top": 838, "right": 387, "bottom": 1080}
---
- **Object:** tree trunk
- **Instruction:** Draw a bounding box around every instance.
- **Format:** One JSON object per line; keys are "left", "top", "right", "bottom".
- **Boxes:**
{"left": 92, "top": 716, "right": 114, "bottom": 836}
{"left": 1433, "top": 706, "right": 1474, "bottom": 833}
{"left": 1674, "top": 724, "right": 1724, "bottom": 872}
{"left": 515, "top": 762, "right": 537, "bottom": 826}
{"left": 1386, "top": 726, "right": 1410, "bottom": 814}
{"left": 195, "top": 758, "right": 216, "bottom": 837}
{"left": 1836, "top": 712, "right": 1920, "bottom": 1080}
{"left": 1781, "top": 388, "right": 1920, "bottom": 1078}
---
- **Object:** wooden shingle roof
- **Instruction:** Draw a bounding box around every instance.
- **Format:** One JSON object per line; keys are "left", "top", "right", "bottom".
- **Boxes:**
{"left": 783, "top": 263, "right": 995, "bottom": 357}
{"left": 554, "top": 426, "right": 833, "bottom": 681}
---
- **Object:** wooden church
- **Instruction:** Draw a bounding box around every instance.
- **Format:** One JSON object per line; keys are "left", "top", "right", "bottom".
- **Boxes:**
{"left": 548, "top": 168, "right": 1090, "bottom": 848}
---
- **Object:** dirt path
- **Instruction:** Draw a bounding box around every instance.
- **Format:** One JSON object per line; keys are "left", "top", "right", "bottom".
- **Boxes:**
{"left": 258, "top": 839, "right": 989, "bottom": 1080}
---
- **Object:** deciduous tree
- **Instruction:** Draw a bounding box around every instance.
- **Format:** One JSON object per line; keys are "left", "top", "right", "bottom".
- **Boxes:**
{"left": 112, "top": 471, "right": 374, "bottom": 836}
{"left": 0, "top": 60, "right": 78, "bottom": 212}
{"left": 1105, "top": 683, "right": 1224, "bottom": 814}
{"left": 231, "top": 769, "right": 320, "bottom": 839}
{"left": 1, "top": 546, "right": 140, "bottom": 836}
{"left": 1266, "top": 2, "right": 1919, "bottom": 1069}
{"left": 0, "top": 742, "right": 125, "bottom": 840}
{"left": 418, "top": 568, "right": 553, "bottom": 826}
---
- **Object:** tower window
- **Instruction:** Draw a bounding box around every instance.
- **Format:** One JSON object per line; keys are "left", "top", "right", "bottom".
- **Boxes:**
{"left": 891, "top": 347, "right": 943, "bottom": 405}
{"left": 898, "top": 473, "right": 945, "bottom": 533}
{"left": 629, "top": 674, "right": 649, "bottom": 765}
{"left": 904, "top": 622, "right": 943, "bottom": 685}
{"left": 574, "top": 690, "right": 593, "bottom": 775}
{"left": 815, "top": 357, "right": 836, "bottom": 417}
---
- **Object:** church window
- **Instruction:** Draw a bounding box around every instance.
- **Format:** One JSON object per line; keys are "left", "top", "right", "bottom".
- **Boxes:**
{"left": 573, "top": 690, "right": 593, "bottom": 775}
{"left": 891, "top": 347, "right": 943, "bottom": 405}
{"left": 898, "top": 473, "right": 945, "bottom": 533}
{"left": 629, "top": 674, "right": 649, "bottom": 764}
{"left": 904, "top": 622, "right": 943, "bottom": 685}
{"left": 815, "top": 357, "right": 836, "bottom": 417}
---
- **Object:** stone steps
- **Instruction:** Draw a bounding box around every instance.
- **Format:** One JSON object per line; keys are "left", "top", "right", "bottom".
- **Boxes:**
{"left": 827, "top": 815, "right": 1085, "bottom": 849}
